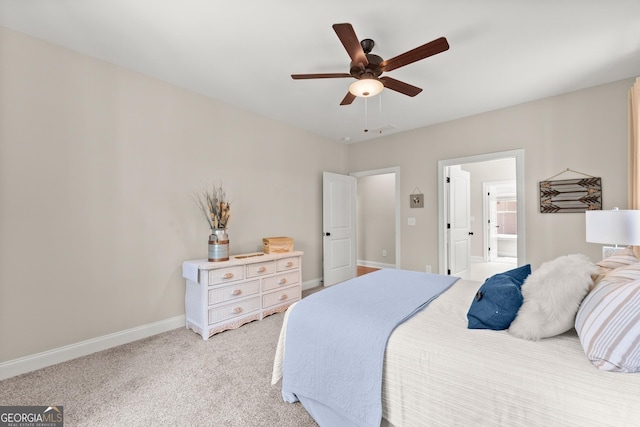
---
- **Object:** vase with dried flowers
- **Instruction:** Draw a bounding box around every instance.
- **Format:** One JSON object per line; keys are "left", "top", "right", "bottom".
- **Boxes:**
{"left": 195, "top": 184, "right": 231, "bottom": 261}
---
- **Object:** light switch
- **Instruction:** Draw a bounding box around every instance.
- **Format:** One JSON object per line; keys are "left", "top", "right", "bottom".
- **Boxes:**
{"left": 408, "top": 217, "right": 416, "bottom": 226}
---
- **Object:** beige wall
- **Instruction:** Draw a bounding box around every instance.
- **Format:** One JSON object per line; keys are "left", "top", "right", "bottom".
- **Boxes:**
{"left": 0, "top": 27, "right": 348, "bottom": 362}
{"left": 0, "top": 25, "right": 634, "bottom": 367}
{"left": 348, "top": 78, "right": 632, "bottom": 272}
{"left": 357, "top": 173, "right": 396, "bottom": 265}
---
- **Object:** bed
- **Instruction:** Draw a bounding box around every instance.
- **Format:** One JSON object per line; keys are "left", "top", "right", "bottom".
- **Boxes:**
{"left": 272, "top": 251, "right": 640, "bottom": 427}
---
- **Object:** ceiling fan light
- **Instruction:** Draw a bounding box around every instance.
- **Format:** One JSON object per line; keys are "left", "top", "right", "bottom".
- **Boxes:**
{"left": 349, "top": 79, "right": 384, "bottom": 98}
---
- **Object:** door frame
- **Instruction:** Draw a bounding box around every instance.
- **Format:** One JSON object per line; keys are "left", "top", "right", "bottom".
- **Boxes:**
{"left": 438, "top": 149, "right": 525, "bottom": 275}
{"left": 350, "top": 166, "right": 401, "bottom": 269}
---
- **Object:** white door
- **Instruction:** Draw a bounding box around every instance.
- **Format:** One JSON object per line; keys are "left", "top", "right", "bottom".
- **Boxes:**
{"left": 323, "top": 172, "right": 357, "bottom": 286}
{"left": 447, "top": 166, "right": 471, "bottom": 276}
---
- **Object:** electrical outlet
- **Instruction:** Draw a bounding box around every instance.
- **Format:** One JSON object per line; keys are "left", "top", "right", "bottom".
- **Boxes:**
{"left": 425, "top": 265, "right": 432, "bottom": 273}
{"left": 382, "top": 250, "right": 387, "bottom": 257}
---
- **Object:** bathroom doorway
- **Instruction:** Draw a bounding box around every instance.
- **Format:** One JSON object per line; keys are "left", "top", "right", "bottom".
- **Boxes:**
{"left": 438, "top": 149, "right": 525, "bottom": 281}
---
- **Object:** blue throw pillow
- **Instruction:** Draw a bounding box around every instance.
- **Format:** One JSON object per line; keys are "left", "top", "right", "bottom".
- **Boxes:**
{"left": 467, "top": 264, "right": 531, "bottom": 330}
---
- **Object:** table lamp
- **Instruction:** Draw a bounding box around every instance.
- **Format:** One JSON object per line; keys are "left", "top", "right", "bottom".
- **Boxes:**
{"left": 585, "top": 208, "right": 640, "bottom": 259}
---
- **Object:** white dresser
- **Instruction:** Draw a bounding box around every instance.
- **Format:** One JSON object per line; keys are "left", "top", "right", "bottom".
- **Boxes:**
{"left": 182, "top": 251, "right": 303, "bottom": 340}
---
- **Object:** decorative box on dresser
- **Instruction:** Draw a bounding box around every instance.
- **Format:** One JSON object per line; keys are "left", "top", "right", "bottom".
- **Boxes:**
{"left": 182, "top": 251, "right": 303, "bottom": 340}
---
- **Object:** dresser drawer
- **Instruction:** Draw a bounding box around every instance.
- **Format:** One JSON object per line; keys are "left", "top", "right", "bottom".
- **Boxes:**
{"left": 276, "top": 256, "right": 300, "bottom": 272}
{"left": 246, "top": 260, "right": 276, "bottom": 278}
{"left": 208, "top": 296, "right": 260, "bottom": 325}
{"left": 262, "top": 271, "right": 300, "bottom": 292}
{"left": 208, "top": 279, "right": 260, "bottom": 305}
{"left": 262, "top": 285, "right": 301, "bottom": 309}
{"left": 208, "top": 266, "right": 244, "bottom": 285}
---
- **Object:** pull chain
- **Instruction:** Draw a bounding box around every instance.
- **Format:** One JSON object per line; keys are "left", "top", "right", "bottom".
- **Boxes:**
{"left": 378, "top": 94, "right": 382, "bottom": 134}
{"left": 363, "top": 95, "right": 383, "bottom": 133}
{"left": 364, "top": 97, "right": 368, "bottom": 133}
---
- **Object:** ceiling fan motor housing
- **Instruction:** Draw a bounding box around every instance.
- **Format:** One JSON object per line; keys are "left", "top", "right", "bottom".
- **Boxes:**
{"left": 350, "top": 45, "right": 383, "bottom": 79}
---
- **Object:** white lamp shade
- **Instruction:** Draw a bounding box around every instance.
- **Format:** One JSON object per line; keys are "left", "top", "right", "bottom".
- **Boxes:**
{"left": 585, "top": 209, "right": 640, "bottom": 245}
{"left": 349, "top": 78, "right": 384, "bottom": 97}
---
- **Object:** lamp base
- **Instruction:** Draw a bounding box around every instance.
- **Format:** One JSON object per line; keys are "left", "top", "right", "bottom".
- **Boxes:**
{"left": 602, "top": 245, "right": 625, "bottom": 260}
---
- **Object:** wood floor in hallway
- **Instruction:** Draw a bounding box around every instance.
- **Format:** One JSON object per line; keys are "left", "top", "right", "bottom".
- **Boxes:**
{"left": 357, "top": 265, "right": 380, "bottom": 276}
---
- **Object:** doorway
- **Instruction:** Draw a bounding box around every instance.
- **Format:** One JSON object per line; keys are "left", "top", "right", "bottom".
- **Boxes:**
{"left": 438, "top": 150, "right": 525, "bottom": 280}
{"left": 351, "top": 167, "right": 401, "bottom": 271}
{"left": 322, "top": 167, "right": 400, "bottom": 286}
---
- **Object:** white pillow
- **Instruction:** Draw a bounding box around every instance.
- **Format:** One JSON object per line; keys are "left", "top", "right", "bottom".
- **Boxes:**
{"left": 575, "top": 275, "right": 640, "bottom": 372}
{"left": 508, "top": 254, "right": 598, "bottom": 340}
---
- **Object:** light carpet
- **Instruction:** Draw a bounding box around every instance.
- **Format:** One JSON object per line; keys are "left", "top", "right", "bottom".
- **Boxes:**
{"left": 0, "top": 312, "right": 317, "bottom": 426}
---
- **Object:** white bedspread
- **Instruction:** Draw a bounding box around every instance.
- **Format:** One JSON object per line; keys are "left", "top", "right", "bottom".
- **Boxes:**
{"left": 274, "top": 279, "right": 640, "bottom": 427}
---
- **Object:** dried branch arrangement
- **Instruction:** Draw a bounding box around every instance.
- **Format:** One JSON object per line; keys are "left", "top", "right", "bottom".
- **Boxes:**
{"left": 195, "top": 183, "right": 231, "bottom": 230}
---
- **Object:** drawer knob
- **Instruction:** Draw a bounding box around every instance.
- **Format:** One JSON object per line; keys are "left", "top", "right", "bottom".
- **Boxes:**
{"left": 285, "top": 261, "right": 294, "bottom": 267}
{"left": 232, "top": 307, "right": 243, "bottom": 314}
{"left": 279, "top": 294, "right": 288, "bottom": 301}
{"left": 223, "top": 272, "right": 234, "bottom": 279}
{"left": 278, "top": 278, "right": 287, "bottom": 285}
{"left": 257, "top": 266, "right": 266, "bottom": 273}
{"left": 231, "top": 289, "right": 242, "bottom": 296}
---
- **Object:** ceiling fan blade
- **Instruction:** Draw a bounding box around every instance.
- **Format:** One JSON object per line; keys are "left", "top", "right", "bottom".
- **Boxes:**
{"left": 340, "top": 92, "right": 356, "bottom": 106}
{"left": 291, "top": 73, "right": 352, "bottom": 79}
{"left": 380, "top": 76, "right": 423, "bottom": 97}
{"left": 332, "top": 23, "right": 368, "bottom": 67}
{"left": 380, "top": 37, "right": 449, "bottom": 72}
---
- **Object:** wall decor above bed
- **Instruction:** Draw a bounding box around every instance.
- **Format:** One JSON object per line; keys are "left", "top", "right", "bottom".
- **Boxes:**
{"left": 539, "top": 168, "right": 601, "bottom": 213}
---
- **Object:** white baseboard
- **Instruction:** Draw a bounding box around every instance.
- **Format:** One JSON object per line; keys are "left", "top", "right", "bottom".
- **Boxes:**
{"left": 302, "top": 278, "right": 322, "bottom": 291}
{"left": 0, "top": 315, "right": 186, "bottom": 381}
{"left": 357, "top": 260, "right": 396, "bottom": 269}
{"left": 2, "top": 278, "right": 321, "bottom": 380}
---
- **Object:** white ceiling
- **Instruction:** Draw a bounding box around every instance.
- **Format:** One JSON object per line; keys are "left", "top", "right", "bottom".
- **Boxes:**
{"left": 1, "top": 1, "right": 640, "bottom": 144}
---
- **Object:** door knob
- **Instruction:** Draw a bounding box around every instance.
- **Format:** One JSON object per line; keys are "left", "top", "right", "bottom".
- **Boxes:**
{"left": 468, "top": 232, "right": 474, "bottom": 236}
{"left": 324, "top": 232, "right": 331, "bottom": 236}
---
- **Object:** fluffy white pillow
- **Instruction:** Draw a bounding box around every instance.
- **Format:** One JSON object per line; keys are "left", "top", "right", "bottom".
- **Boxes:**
{"left": 508, "top": 254, "right": 598, "bottom": 340}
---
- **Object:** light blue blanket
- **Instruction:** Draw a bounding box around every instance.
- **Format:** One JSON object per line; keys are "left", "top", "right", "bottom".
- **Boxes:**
{"left": 281, "top": 269, "right": 459, "bottom": 427}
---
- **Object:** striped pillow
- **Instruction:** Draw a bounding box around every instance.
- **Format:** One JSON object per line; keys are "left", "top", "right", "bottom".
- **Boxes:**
{"left": 596, "top": 246, "right": 639, "bottom": 270}
{"left": 575, "top": 275, "right": 640, "bottom": 372}
{"left": 592, "top": 246, "right": 640, "bottom": 287}
{"left": 598, "top": 262, "right": 640, "bottom": 282}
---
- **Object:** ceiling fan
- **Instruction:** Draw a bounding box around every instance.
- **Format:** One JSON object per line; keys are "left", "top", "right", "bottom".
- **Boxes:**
{"left": 291, "top": 23, "right": 449, "bottom": 105}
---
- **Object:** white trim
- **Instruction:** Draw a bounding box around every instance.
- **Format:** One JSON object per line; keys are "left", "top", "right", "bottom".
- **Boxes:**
{"left": 0, "top": 315, "right": 186, "bottom": 381}
{"left": 357, "top": 260, "right": 396, "bottom": 269}
{"left": 302, "top": 278, "right": 322, "bottom": 290}
{"left": 438, "top": 149, "right": 526, "bottom": 275}
{"left": 350, "top": 166, "right": 401, "bottom": 269}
